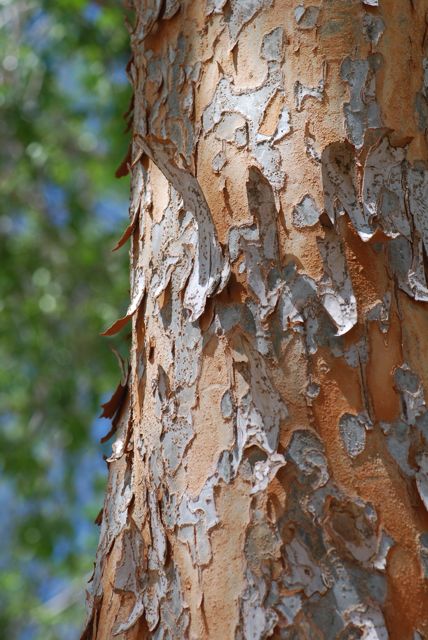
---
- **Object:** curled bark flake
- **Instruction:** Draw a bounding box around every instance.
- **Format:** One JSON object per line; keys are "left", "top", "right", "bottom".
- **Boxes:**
{"left": 362, "top": 137, "right": 409, "bottom": 239}
{"left": 228, "top": 166, "right": 281, "bottom": 320}
{"left": 278, "top": 263, "right": 318, "bottom": 329}
{"left": 100, "top": 374, "right": 129, "bottom": 423}
{"left": 102, "top": 233, "right": 146, "bottom": 336}
{"left": 112, "top": 206, "right": 139, "bottom": 252}
{"left": 317, "top": 232, "right": 358, "bottom": 336}
{"left": 321, "top": 141, "right": 370, "bottom": 238}
{"left": 388, "top": 236, "right": 428, "bottom": 302}
{"left": 322, "top": 136, "right": 428, "bottom": 308}
{"left": 373, "top": 531, "right": 395, "bottom": 571}
{"left": 366, "top": 292, "right": 391, "bottom": 334}
{"left": 140, "top": 137, "right": 229, "bottom": 321}
{"left": 250, "top": 452, "right": 286, "bottom": 494}
{"left": 234, "top": 344, "right": 288, "bottom": 461}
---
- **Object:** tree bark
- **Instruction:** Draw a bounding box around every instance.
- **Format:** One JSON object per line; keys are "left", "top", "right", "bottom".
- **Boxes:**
{"left": 83, "top": 1, "right": 428, "bottom": 638}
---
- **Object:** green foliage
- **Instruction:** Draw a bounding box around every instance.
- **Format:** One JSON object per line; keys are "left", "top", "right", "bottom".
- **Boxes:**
{"left": 0, "top": 1, "right": 131, "bottom": 636}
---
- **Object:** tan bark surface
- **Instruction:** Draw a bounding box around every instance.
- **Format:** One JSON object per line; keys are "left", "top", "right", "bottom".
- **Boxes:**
{"left": 83, "top": 1, "right": 428, "bottom": 638}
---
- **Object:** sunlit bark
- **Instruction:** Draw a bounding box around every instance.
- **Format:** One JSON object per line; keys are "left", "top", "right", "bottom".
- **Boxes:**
{"left": 83, "top": 1, "right": 428, "bottom": 638}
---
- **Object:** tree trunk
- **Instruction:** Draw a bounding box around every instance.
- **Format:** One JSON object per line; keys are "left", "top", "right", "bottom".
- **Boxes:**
{"left": 83, "top": 1, "right": 428, "bottom": 638}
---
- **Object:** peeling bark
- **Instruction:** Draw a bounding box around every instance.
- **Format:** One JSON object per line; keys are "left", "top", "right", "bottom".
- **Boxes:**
{"left": 84, "top": 1, "right": 428, "bottom": 638}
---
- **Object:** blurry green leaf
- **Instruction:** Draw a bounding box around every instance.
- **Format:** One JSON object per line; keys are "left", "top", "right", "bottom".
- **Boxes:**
{"left": 0, "top": 1, "right": 132, "bottom": 637}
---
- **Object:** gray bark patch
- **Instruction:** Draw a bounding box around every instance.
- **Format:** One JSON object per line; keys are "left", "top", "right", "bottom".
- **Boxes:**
{"left": 339, "top": 412, "right": 372, "bottom": 458}
{"left": 292, "top": 194, "right": 320, "bottom": 228}
{"left": 340, "top": 54, "right": 383, "bottom": 148}
{"left": 294, "top": 5, "right": 320, "bottom": 30}
{"left": 362, "top": 13, "right": 385, "bottom": 45}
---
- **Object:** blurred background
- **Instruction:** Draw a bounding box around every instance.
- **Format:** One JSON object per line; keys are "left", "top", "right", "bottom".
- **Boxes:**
{"left": 0, "top": 1, "right": 131, "bottom": 637}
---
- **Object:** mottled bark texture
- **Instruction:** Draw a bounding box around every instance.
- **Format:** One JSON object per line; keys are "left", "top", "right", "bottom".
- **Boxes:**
{"left": 83, "top": 1, "right": 428, "bottom": 638}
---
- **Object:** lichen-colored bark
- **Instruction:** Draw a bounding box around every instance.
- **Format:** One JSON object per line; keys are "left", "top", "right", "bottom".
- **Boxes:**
{"left": 83, "top": 1, "right": 428, "bottom": 638}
